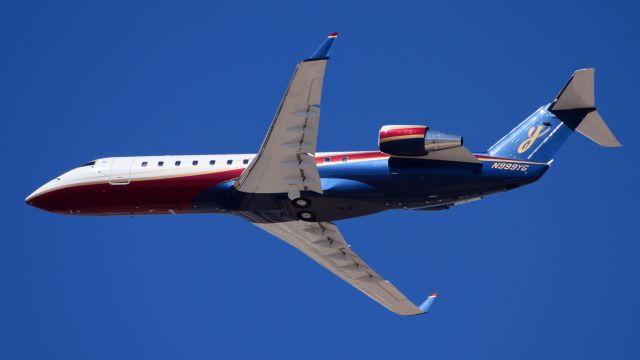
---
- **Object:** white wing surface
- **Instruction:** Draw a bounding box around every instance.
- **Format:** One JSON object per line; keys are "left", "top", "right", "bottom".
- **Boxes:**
{"left": 252, "top": 220, "right": 437, "bottom": 316}
{"left": 235, "top": 34, "right": 339, "bottom": 198}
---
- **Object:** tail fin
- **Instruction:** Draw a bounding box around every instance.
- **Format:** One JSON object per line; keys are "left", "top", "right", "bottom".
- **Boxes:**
{"left": 549, "top": 69, "right": 622, "bottom": 147}
{"left": 488, "top": 69, "right": 621, "bottom": 162}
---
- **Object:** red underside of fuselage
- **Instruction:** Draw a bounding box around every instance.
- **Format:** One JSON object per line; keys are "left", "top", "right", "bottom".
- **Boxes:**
{"left": 28, "top": 151, "right": 395, "bottom": 215}
{"left": 29, "top": 168, "right": 244, "bottom": 215}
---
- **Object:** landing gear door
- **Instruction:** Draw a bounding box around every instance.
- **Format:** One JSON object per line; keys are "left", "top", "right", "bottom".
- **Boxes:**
{"left": 109, "top": 157, "right": 132, "bottom": 185}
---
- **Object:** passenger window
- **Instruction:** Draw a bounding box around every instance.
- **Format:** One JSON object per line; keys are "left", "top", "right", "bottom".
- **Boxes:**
{"left": 141, "top": 161, "right": 148, "bottom": 167}
{"left": 158, "top": 161, "right": 164, "bottom": 167}
{"left": 192, "top": 160, "right": 198, "bottom": 166}
{"left": 243, "top": 159, "right": 249, "bottom": 165}
{"left": 227, "top": 160, "right": 233, "bottom": 165}
{"left": 342, "top": 156, "right": 348, "bottom": 162}
{"left": 209, "top": 160, "right": 216, "bottom": 166}
{"left": 324, "top": 157, "right": 331, "bottom": 163}
{"left": 175, "top": 160, "right": 181, "bottom": 166}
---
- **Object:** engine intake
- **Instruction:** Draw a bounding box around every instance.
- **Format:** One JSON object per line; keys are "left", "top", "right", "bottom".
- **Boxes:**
{"left": 378, "top": 125, "right": 463, "bottom": 156}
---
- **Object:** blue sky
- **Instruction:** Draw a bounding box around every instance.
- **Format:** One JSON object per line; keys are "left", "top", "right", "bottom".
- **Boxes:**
{"left": 2, "top": 0, "right": 639, "bottom": 359}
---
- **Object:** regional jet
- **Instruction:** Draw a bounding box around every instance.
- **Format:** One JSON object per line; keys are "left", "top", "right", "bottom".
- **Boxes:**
{"left": 26, "top": 33, "right": 621, "bottom": 315}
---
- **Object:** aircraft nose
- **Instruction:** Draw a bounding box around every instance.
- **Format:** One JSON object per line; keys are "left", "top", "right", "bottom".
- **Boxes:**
{"left": 25, "top": 178, "right": 63, "bottom": 212}
{"left": 25, "top": 186, "right": 48, "bottom": 210}
{"left": 25, "top": 191, "right": 38, "bottom": 205}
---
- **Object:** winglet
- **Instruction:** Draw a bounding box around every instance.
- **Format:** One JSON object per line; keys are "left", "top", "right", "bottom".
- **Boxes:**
{"left": 418, "top": 292, "right": 438, "bottom": 313}
{"left": 306, "top": 32, "right": 339, "bottom": 61}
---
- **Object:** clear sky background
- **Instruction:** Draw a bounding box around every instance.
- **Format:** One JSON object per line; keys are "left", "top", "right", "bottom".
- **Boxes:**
{"left": 2, "top": 1, "right": 639, "bottom": 359}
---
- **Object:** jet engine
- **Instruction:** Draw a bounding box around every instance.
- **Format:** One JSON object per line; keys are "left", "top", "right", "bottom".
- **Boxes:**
{"left": 378, "top": 125, "right": 463, "bottom": 156}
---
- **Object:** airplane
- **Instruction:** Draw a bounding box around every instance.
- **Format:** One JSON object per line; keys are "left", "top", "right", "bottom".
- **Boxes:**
{"left": 26, "top": 33, "right": 622, "bottom": 316}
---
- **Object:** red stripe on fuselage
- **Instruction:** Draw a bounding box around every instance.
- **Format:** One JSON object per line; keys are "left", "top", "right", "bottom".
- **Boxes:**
{"left": 29, "top": 168, "right": 244, "bottom": 215}
{"left": 316, "top": 151, "right": 389, "bottom": 163}
{"left": 474, "top": 154, "right": 546, "bottom": 164}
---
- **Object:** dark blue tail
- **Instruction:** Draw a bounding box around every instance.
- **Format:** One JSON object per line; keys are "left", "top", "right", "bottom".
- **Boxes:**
{"left": 487, "top": 69, "right": 621, "bottom": 163}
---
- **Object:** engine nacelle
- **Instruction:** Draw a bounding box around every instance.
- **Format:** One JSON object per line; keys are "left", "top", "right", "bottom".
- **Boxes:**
{"left": 378, "top": 125, "right": 463, "bottom": 156}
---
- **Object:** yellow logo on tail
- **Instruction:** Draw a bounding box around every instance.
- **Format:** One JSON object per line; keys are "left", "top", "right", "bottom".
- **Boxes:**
{"left": 517, "top": 125, "right": 550, "bottom": 153}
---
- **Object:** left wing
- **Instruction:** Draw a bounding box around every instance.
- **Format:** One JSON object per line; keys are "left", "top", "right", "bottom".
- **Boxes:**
{"left": 235, "top": 33, "right": 339, "bottom": 199}
{"left": 248, "top": 219, "right": 438, "bottom": 316}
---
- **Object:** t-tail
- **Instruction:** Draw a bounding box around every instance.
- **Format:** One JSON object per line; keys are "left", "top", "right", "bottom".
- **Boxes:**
{"left": 487, "top": 69, "right": 622, "bottom": 164}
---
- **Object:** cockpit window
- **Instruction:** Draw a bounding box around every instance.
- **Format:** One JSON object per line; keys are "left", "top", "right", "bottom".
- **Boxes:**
{"left": 81, "top": 161, "right": 96, "bottom": 167}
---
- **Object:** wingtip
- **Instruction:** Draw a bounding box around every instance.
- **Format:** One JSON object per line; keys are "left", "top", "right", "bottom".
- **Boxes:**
{"left": 575, "top": 67, "right": 594, "bottom": 74}
{"left": 306, "top": 33, "right": 339, "bottom": 61}
{"left": 418, "top": 292, "right": 439, "bottom": 313}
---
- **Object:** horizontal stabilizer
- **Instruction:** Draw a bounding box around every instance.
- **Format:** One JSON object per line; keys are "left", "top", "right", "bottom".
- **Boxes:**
{"left": 549, "top": 68, "right": 622, "bottom": 147}
{"left": 549, "top": 68, "right": 595, "bottom": 111}
{"left": 576, "top": 110, "right": 622, "bottom": 147}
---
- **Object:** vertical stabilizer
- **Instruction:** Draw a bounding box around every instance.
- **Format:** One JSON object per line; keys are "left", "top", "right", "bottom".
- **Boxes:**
{"left": 488, "top": 69, "right": 621, "bottom": 162}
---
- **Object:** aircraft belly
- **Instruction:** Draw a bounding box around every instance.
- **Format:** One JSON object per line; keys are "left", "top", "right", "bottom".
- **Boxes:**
{"left": 196, "top": 158, "right": 546, "bottom": 222}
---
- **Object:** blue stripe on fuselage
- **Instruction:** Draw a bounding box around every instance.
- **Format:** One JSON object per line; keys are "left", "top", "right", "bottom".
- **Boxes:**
{"left": 198, "top": 156, "right": 549, "bottom": 222}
